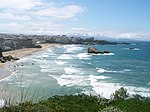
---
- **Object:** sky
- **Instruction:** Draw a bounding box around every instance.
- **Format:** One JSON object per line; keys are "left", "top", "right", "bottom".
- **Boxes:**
{"left": 0, "top": 0, "right": 150, "bottom": 41}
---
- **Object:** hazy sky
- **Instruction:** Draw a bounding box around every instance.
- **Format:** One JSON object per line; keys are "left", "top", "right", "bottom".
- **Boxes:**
{"left": 0, "top": 0, "right": 150, "bottom": 41}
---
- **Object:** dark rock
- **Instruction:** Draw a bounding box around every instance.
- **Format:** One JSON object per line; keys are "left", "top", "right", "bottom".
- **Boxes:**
{"left": 0, "top": 54, "right": 19, "bottom": 63}
{"left": 103, "top": 51, "right": 110, "bottom": 53}
{"left": 3, "top": 57, "right": 7, "bottom": 61}
{"left": 5, "top": 55, "right": 13, "bottom": 61}
{"left": 0, "top": 58, "right": 6, "bottom": 63}
{"left": 3, "top": 55, "right": 13, "bottom": 61}
{"left": 129, "top": 48, "right": 135, "bottom": 50}
{"left": 33, "top": 45, "right": 42, "bottom": 48}
{"left": 12, "top": 57, "right": 20, "bottom": 61}
{"left": 88, "top": 46, "right": 101, "bottom": 54}
{"left": 88, "top": 46, "right": 111, "bottom": 54}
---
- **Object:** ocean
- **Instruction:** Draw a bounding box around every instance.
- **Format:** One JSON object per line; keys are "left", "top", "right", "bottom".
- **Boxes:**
{"left": 0, "top": 42, "right": 150, "bottom": 100}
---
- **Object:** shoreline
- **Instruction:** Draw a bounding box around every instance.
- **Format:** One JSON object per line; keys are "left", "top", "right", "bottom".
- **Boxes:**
{"left": 0, "top": 43, "right": 58, "bottom": 80}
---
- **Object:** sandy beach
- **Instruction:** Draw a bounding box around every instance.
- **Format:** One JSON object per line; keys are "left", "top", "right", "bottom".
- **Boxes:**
{"left": 0, "top": 43, "right": 58, "bottom": 80}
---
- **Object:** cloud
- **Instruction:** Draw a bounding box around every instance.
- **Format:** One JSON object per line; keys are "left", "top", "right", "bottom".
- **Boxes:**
{"left": 0, "top": 0, "right": 85, "bottom": 19}
{"left": 83, "top": 30, "right": 150, "bottom": 41}
{"left": 0, "top": 0, "right": 85, "bottom": 34}
{"left": 0, "top": 0, "right": 86, "bottom": 35}
{"left": 72, "top": 27, "right": 86, "bottom": 31}
{"left": 35, "top": 5, "right": 85, "bottom": 19}
{"left": 0, "top": 0, "right": 42, "bottom": 10}
{"left": 0, "top": 13, "right": 31, "bottom": 21}
{"left": 0, "top": 21, "right": 66, "bottom": 35}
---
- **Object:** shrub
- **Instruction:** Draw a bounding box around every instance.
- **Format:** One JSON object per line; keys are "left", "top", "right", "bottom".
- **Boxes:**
{"left": 111, "top": 87, "right": 129, "bottom": 100}
{"left": 100, "top": 106, "right": 123, "bottom": 112}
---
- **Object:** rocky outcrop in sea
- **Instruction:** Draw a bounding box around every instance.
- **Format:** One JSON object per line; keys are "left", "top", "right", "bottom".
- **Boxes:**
{"left": 88, "top": 46, "right": 110, "bottom": 54}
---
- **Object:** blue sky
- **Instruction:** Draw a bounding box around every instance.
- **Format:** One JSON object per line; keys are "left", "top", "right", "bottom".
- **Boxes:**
{"left": 0, "top": 0, "right": 150, "bottom": 40}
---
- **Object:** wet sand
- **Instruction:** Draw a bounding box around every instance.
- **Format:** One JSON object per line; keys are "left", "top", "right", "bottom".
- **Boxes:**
{"left": 0, "top": 43, "right": 58, "bottom": 80}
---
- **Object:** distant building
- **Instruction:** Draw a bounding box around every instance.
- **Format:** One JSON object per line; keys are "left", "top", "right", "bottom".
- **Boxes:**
{"left": 60, "top": 35, "right": 70, "bottom": 44}
{"left": 70, "top": 37, "right": 80, "bottom": 43}
{"left": 85, "top": 37, "right": 94, "bottom": 42}
{"left": 14, "top": 39, "right": 34, "bottom": 49}
{"left": 3, "top": 39, "right": 15, "bottom": 50}
{"left": 0, "top": 38, "right": 5, "bottom": 50}
{"left": 0, "top": 38, "right": 13, "bottom": 51}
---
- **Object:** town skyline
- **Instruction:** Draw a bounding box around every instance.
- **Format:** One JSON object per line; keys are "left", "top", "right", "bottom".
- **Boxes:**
{"left": 0, "top": 0, "right": 150, "bottom": 41}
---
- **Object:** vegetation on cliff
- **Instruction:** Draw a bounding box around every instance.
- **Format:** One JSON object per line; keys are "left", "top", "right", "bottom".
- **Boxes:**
{"left": 0, "top": 87, "right": 150, "bottom": 112}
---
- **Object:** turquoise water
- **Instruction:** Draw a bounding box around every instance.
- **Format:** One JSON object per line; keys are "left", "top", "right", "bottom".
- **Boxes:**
{"left": 0, "top": 42, "right": 150, "bottom": 99}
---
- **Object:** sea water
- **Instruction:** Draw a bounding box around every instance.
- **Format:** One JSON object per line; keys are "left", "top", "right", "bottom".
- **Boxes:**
{"left": 0, "top": 42, "right": 150, "bottom": 100}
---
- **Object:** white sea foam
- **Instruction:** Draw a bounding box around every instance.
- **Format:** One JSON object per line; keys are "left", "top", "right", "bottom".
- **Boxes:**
{"left": 31, "top": 58, "right": 48, "bottom": 65}
{"left": 66, "top": 46, "right": 83, "bottom": 53}
{"left": 96, "top": 68, "right": 131, "bottom": 74}
{"left": 46, "top": 49, "right": 55, "bottom": 55}
{"left": 39, "top": 62, "right": 52, "bottom": 69}
{"left": 41, "top": 54, "right": 50, "bottom": 58}
{"left": 88, "top": 74, "right": 150, "bottom": 99}
{"left": 88, "top": 62, "right": 92, "bottom": 65}
{"left": 102, "top": 53, "right": 115, "bottom": 55}
{"left": 63, "top": 45, "right": 73, "bottom": 49}
{"left": 123, "top": 69, "right": 131, "bottom": 72}
{"left": 31, "top": 58, "right": 41, "bottom": 62}
{"left": 90, "top": 82, "right": 122, "bottom": 99}
{"left": 124, "top": 48, "right": 140, "bottom": 51}
{"left": 96, "top": 68, "right": 115, "bottom": 73}
{"left": 77, "top": 53, "right": 92, "bottom": 60}
{"left": 49, "top": 74, "right": 87, "bottom": 87}
{"left": 17, "top": 57, "right": 30, "bottom": 63}
{"left": 0, "top": 76, "right": 11, "bottom": 82}
{"left": 88, "top": 74, "right": 120, "bottom": 98}
{"left": 34, "top": 59, "right": 52, "bottom": 65}
{"left": 112, "top": 69, "right": 131, "bottom": 73}
{"left": 57, "top": 54, "right": 74, "bottom": 59}
{"left": 89, "top": 74, "right": 110, "bottom": 80}
{"left": 77, "top": 52, "right": 114, "bottom": 60}
{"left": 55, "top": 60, "right": 67, "bottom": 65}
{"left": 0, "top": 72, "right": 16, "bottom": 82}
{"left": 97, "top": 68, "right": 108, "bottom": 73}
{"left": 34, "top": 53, "right": 50, "bottom": 58}
{"left": 47, "top": 48, "right": 53, "bottom": 53}
{"left": 92, "top": 53, "right": 115, "bottom": 56}
{"left": 125, "top": 86, "right": 150, "bottom": 98}
{"left": 133, "top": 48, "right": 140, "bottom": 50}
{"left": 64, "top": 67, "right": 80, "bottom": 74}
{"left": 40, "top": 68, "right": 51, "bottom": 72}
{"left": 63, "top": 45, "right": 81, "bottom": 50}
